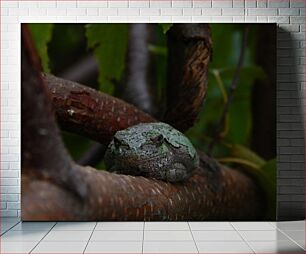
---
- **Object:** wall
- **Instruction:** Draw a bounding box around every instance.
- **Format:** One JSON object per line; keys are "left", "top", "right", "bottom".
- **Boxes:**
{"left": 0, "top": 0, "right": 305, "bottom": 220}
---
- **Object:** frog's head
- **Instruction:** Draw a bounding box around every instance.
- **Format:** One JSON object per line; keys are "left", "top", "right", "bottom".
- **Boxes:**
{"left": 106, "top": 123, "right": 171, "bottom": 165}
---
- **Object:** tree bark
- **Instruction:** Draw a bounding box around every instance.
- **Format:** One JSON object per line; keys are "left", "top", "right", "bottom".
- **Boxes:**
{"left": 121, "top": 23, "right": 156, "bottom": 116}
{"left": 43, "top": 73, "right": 155, "bottom": 146}
{"left": 163, "top": 24, "right": 212, "bottom": 132}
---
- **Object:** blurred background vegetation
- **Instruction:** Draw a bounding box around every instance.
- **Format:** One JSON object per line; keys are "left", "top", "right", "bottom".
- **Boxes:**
{"left": 28, "top": 23, "right": 277, "bottom": 218}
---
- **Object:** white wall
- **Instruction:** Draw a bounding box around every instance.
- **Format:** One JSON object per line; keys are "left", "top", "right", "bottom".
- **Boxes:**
{"left": 1, "top": 0, "right": 305, "bottom": 219}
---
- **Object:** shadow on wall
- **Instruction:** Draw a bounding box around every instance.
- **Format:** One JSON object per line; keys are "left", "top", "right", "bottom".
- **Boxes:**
{"left": 277, "top": 26, "right": 305, "bottom": 221}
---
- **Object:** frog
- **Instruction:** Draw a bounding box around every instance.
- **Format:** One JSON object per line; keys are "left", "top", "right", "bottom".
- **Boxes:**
{"left": 104, "top": 122, "right": 199, "bottom": 183}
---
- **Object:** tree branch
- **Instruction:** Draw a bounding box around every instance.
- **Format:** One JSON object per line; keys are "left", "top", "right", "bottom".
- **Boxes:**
{"left": 162, "top": 24, "right": 212, "bottom": 132}
{"left": 208, "top": 26, "right": 250, "bottom": 154}
{"left": 42, "top": 73, "right": 155, "bottom": 145}
{"left": 121, "top": 23, "right": 156, "bottom": 115}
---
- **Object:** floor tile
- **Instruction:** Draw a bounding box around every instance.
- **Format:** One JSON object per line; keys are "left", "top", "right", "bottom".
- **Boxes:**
{"left": 295, "top": 240, "right": 305, "bottom": 250}
{"left": 197, "top": 241, "right": 253, "bottom": 253}
{"left": 276, "top": 221, "right": 305, "bottom": 231}
{"left": 232, "top": 222, "right": 276, "bottom": 230}
{"left": 192, "top": 230, "right": 242, "bottom": 241}
{"left": 189, "top": 222, "right": 234, "bottom": 231}
{"left": 143, "top": 241, "right": 198, "bottom": 253}
{"left": 11, "top": 222, "right": 55, "bottom": 231}
{"left": 239, "top": 230, "right": 291, "bottom": 241}
{"left": 32, "top": 241, "right": 87, "bottom": 253}
{"left": 0, "top": 221, "right": 21, "bottom": 234}
{"left": 90, "top": 230, "right": 143, "bottom": 241}
{"left": 282, "top": 229, "right": 305, "bottom": 249}
{"left": 145, "top": 222, "right": 189, "bottom": 231}
{"left": 42, "top": 230, "right": 92, "bottom": 242}
{"left": 282, "top": 230, "right": 305, "bottom": 241}
{"left": 0, "top": 230, "right": 48, "bottom": 242}
{"left": 85, "top": 241, "right": 142, "bottom": 253}
{"left": 96, "top": 221, "right": 143, "bottom": 231}
{"left": 52, "top": 222, "right": 96, "bottom": 231}
{"left": 0, "top": 241, "right": 37, "bottom": 253}
{"left": 248, "top": 240, "right": 304, "bottom": 253}
{"left": 144, "top": 230, "right": 193, "bottom": 241}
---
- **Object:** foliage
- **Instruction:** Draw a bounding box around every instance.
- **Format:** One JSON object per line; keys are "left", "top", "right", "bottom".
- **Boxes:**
{"left": 28, "top": 24, "right": 54, "bottom": 72}
{"left": 85, "top": 24, "right": 128, "bottom": 94}
{"left": 160, "top": 23, "right": 173, "bottom": 34}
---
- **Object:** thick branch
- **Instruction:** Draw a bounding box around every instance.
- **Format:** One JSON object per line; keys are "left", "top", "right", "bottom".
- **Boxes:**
{"left": 23, "top": 164, "right": 264, "bottom": 221}
{"left": 22, "top": 25, "right": 90, "bottom": 200}
{"left": 43, "top": 73, "right": 155, "bottom": 145}
{"left": 163, "top": 24, "right": 212, "bottom": 132}
{"left": 122, "top": 23, "right": 156, "bottom": 115}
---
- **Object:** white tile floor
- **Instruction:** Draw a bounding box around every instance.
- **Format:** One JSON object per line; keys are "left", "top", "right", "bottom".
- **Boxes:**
{"left": 0, "top": 219, "right": 304, "bottom": 253}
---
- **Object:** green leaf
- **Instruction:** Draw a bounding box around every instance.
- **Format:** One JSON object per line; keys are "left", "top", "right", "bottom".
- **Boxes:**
{"left": 85, "top": 24, "right": 128, "bottom": 94}
{"left": 28, "top": 24, "right": 54, "bottom": 72}
{"left": 159, "top": 23, "right": 173, "bottom": 34}
{"left": 218, "top": 66, "right": 267, "bottom": 82}
{"left": 148, "top": 44, "right": 168, "bottom": 56}
{"left": 227, "top": 143, "right": 266, "bottom": 168}
{"left": 220, "top": 155, "right": 276, "bottom": 220}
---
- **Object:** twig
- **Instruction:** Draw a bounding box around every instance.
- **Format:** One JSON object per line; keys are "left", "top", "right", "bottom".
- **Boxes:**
{"left": 208, "top": 26, "right": 250, "bottom": 154}
{"left": 59, "top": 55, "right": 98, "bottom": 85}
{"left": 77, "top": 143, "right": 107, "bottom": 166}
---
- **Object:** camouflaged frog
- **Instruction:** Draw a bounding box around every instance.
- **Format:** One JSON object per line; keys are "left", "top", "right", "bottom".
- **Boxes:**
{"left": 104, "top": 122, "right": 199, "bottom": 182}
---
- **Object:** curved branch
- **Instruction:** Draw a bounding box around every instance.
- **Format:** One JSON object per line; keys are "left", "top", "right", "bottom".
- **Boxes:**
{"left": 43, "top": 73, "right": 155, "bottom": 145}
{"left": 162, "top": 24, "right": 212, "bottom": 132}
{"left": 23, "top": 165, "right": 264, "bottom": 221}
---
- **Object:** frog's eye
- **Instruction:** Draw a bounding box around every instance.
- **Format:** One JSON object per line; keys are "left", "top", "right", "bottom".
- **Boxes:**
{"left": 113, "top": 137, "right": 121, "bottom": 148}
{"left": 150, "top": 134, "right": 164, "bottom": 146}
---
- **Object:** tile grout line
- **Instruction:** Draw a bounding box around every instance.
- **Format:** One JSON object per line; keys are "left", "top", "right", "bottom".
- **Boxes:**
{"left": 276, "top": 227, "right": 305, "bottom": 251}
{"left": 0, "top": 220, "right": 20, "bottom": 236}
{"left": 229, "top": 222, "right": 256, "bottom": 254}
{"left": 141, "top": 221, "right": 145, "bottom": 254}
{"left": 83, "top": 222, "right": 97, "bottom": 254}
{"left": 187, "top": 222, "right": 200, "bottom": 254}
{"left": 268, "top": 221, "right": 277, "bottom": 229}
{"left": 29, "top": 222, "right": 57, "bottom": 254}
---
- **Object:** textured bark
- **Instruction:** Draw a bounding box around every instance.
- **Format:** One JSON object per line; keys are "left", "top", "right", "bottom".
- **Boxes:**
{"left": 43, "top": 73, "right": 155, "bottom": 145}
{"left": 163, "top": 24, "right": 212, "bottom": 132}
{"left": 22, "top": 24, "right": 265, "bottom": 221}
{"left": 122, "top": 23, "right": 156, "bottom": 115}
{"left": 22, "top": 166, "right": 264, "bottom": 221}
{"left": 22, "top": 25, "right": 90, "bottom": 202}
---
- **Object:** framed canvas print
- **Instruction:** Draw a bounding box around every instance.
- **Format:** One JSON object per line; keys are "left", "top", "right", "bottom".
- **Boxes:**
{"left": 21, "top": 23, "right": 276, "bottom": 221}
